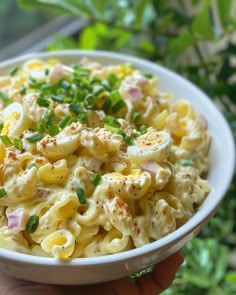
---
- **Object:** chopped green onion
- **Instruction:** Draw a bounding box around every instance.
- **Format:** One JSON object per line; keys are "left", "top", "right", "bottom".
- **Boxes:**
{"left": 60, "top": 80, "right": 71, "bottom": 90}
{"left": 19, "top": 86, "right": 27, "bottom": 95}
{"left": 0, "top": 91, "right": 11, "bottom": 106}
{"left": 36, "top": 97, "right": 50, "bottom": 107}
{"left": 28, "top": 76, "right": 38, "bottom": 87}
{"left": 76, "top": 112, "right": 87, "bottom": 124}
{"left": 0, "top": 120, "right": 4, "bottom": 130}
{"left": 132, "top": 112, "right": 141, "bottom": 123}
{"left": 102, "top": 98, "right": 112, "bottom": 113}
{"left": 41, "top": 83, "right": 55, "bottom": 92}
{"left": 112, "top": 99, "right": 126, "bottom": 114}
{"left": 104, "top": 115, "right": 121, "bottom": 129}
{"left": 45, "top": 68, "right": 49, "bottom": 76}
{"left": 9, "top": 66, "right": 19, "bottom": 76}
{"left": 178, "top": 159, "right": 194, "bottom": 166}
{"left": 76, "top": 187, "right": 87, "bottom": 204}
{"left": 44, "top": 109, "right": 55, "bottom": 126}
{"left": 118, "top": 130, "right": 133, "bottom": 145}
{"left": 14, "top": 138, "right": 23, "bottom": 150}
{"left": 101, "top": 80, "right": 111, "bottom": 91}
{"left": 59, "top": 114, "right": 73, "bottom": 129}
{"left": 139, "top": 125, "right": 147, "bottom": 134}
{"left": 90, "top": 76, "right": 102, "bottom": 85}
{"left": 28, "top": 163, "right": 38, "bottom": 169}
{"left": 35, "top": 121, "right": 46, "bottom": 133}
{"left": 91, "top": 173, "right": 101, "bottom": 186}
{"left": 26, "top": 132, "right": 44, "bottom": 143}
{"left": 84, "top": 94, "right": 96, "bottom": 109}
{"left": 93, "top": 85, "right": 105, "bottom": 96}
{"left": 69, "top": 103, "right": 82, "bottom": 115}
{"left": 109, "top": 90, "right": 121, "bottom": 104}
{"left": 51, "top": 95, "right": 64, "bottom": 103}
{"left": 0, "top": 135, "right": 12, "bottom": 146}
{"left": 0, "top": 188, "right": 7, "bottom": 198}
{"left": 144, "top": 72, "right": 153, "bottom": 79}
{"left": 25, "top": 215, "right": 39, "bottom": 233}
{"left": 48, "top": 125, "right": 60, "bottom": 136}
{"left": 108, "top": 73, "right": 119, "bottom": 87}
{"left": 74, "top": 89, "right": 86, "bottom": 102}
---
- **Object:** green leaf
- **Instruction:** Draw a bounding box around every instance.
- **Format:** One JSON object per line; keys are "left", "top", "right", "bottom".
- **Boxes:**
{"left": 151, "top": 0, "right": 168, "bottom": 15}
{"left": 169, "top": 31, "right": 196, "bottom": 55}
{"left": 48, "top": 35, "right": 78, "bottom": 51}
{"left": 192, "top": 0, "right": 216, "bottom": 39}
{"left": 78, "top": 26, "right": 97, "bottom": 49}
{"left": 134, "top": 0, "right": 149, "bottom": 26}
{"left": 225, "top": 271, "right": 236, "bottom": 283}
{"left": 217, "top": 0, "right": 233, "bottom": 29}
{"left": 18, "top": 0, "right": 89, "bottom": 16}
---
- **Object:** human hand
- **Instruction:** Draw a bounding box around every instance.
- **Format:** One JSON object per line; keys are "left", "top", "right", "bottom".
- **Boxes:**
{"left": 0, "top": 252, "right": 183, "bottom": 295}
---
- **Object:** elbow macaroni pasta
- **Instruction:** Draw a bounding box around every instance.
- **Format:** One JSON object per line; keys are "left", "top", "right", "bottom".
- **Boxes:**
{"left": 0, "top": 57, "right": 211, "bottom": 258}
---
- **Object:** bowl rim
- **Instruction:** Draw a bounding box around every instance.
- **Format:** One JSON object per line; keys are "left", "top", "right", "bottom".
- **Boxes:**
{"left": 0, "top": 49, "right": 235, "bottom": 267}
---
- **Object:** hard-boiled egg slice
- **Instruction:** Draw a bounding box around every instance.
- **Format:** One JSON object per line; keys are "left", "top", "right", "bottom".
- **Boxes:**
{"left": 0, "top": 102, "right": 33, "bottom": 137}
{"left": 127, "top": 130, "right": 171, "bottom": 164}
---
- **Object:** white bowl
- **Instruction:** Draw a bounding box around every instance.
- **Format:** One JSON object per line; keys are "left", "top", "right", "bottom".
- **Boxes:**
{"left": 0, "top": 50, "right": 235, "bottom": 285}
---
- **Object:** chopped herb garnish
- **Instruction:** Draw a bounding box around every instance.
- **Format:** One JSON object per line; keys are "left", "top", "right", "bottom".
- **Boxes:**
{"left": 84, "top": 94, "right": 96, "bottom": 109}
{"left": 45, "top": 68, "right": 49, "bottom": 76}
{"left": 178, "top": 159, "right": 194, "bottom": 166}
{"left": 0, "top": 120, "right": 4, "bottom": 130}
{"left": 26, "top": 132, "right": 44, "bottom": 143}
{"left": 104, "top": 115, "right": 121, "bottom": 129}
{"left": 76, "top": 187, "right": 87, "bottom": 204}
{"left": 102, "top": 98, "right": 112, "bottom": 113}
{"left": 108, "top": 73, "right": 119, "bottom": 87}
{"left": 76, "top": 112, "right": 87, "bottom": 124}
{"left": 0, "top": 188, "right": 7, "bottom": 198}
{"left": 48, "top": 125, "right": 60, "bottom": 136}
{"left": 60, "top": 80, "right": 71, "bottom": 90}
{"left": 51, "top": 95, "right": 64, "bottom": 103}
{"left": 36, "top": 97, "right": 50, "bottom": 108}
{"left": 44, "top": 109, "right": 55, "bottom": 126}
{"left": 59, "top": 114, "right": 73, "bottom": 129}
{"left": 132, "top": 112, "right": 141, "bottom": 123}
{"left": 93, "top": 85, "right": 105, "bottom": 96}
{"left": 144, "top": 72, "right": 153, "bottom": 79}
{"left": 112, "top": 99, "right": 126, "bottom": 114}
{"left": 109, "top": 90, "right": 121, "bottom": 104}
{"left": 118, "top": 130, "right": 133, "bottom": 145}
{"left": 28, "top": 163, "right": 38, "bottom": 169}
{"left": 19, "top": 86, "right": 27, "bottom": 95}
{"left": 139, "top": 125, "right": 147, "bottom": 134}
{"left": 69, "top": 103, "right": 82, "bottom": 115}
{"left": 0, "top": 135, "right": 12, "bottom": 146}
{"left": 91, "top": 173, "right": 102, "bottom": 186}
{"left": 25, "top": 215, "right": 39, "bottom": 233}
{"left": 14, "top": 138, "right": 23, "bottom": 150}
{"left": 9, "top": 66, "right": 19, "bottom": 76}
{"left": 0, "top": 91, "right": 11, "bottom": 106}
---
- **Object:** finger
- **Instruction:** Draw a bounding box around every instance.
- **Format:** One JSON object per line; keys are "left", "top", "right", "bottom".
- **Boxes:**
{"left": 136, "top": 252, "right": 184, "bottom": 295}
{"left": 0, "top": 273, "right": 62, "bottom": 295}
{"left": 152, "top": 252, "right": 184, "bottom": 290}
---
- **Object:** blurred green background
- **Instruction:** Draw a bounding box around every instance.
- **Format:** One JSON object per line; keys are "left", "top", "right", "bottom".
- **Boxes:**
{"left": 1, "top": 0, "right": 236, "bottom": 293}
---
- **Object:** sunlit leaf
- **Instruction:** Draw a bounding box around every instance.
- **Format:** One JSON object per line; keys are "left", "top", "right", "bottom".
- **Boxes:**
{"left": 217, "top": 0, "right": 233, "bottom": 29}
{"left": 47, "top": 35, "right": 78, "bottom": 51}
{"left": 192, "top": 0, "right": 216, "bottom": 39}
{"left": 78, "top": 26, "right": 97, "bottom": 49}
{"left": 18, "top": 0, "right": 88, "bottom": 16}
{"left": 169, "top": 31, "right": 196, "bottom": 55}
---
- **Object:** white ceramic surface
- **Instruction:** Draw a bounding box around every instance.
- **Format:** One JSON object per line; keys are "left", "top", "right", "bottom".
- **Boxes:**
{"left": 0, "top": 50, "right": 235, "bottom": 285}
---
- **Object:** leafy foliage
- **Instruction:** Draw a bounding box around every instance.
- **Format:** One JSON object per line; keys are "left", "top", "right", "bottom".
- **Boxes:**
{"left": 18, "top": 0, "right": 236, "bottom": 294}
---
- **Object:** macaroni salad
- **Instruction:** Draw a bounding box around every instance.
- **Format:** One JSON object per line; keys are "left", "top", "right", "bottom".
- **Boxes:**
{"left": 0, "top": 57, "right": 211, "bottom": 258}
